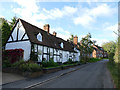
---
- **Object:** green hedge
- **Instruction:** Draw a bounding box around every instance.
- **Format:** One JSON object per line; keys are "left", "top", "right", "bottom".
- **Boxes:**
{"left": 11, "top": 60, "right": 41, "bottom": 72}
{"left": 2, "top": 59, "right": 11, "bottom": 68}
{"left": 88, "top": 58, "right": 101, "bottom": 63}
{"left": 42, "top": 58, "right": 58, "bottom": 67}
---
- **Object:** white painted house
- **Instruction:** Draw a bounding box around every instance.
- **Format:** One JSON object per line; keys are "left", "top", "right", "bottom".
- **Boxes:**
{"left": 5, "top": 18, "right": 80, "bottom": 63}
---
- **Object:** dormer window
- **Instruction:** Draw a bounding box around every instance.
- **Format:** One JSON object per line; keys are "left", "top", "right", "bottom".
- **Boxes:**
{"left": 37, "top": 33, "right": 42, "bottom": 42}
{"left": 60, "top": 42, "right": 64, "bottom": 48}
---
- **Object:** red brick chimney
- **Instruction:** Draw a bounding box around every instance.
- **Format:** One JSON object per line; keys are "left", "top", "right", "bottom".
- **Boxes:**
{"left": 53, "top": 31, "right": 57, "bottom": 36}
{"left": 73, "top": 36, "right": 78, "bottom": 45}
{"left": 43, "top": 24, "right": 50, "bottom": 33}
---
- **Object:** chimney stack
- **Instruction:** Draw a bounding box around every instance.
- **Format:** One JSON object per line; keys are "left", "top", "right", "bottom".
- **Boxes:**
{"left": 43, "top": 24, "right": 50, "bottom": 33}
{"left": 73, "top": 36, "right": 78, "bottom": 45}
{"left": 53, "top": 31, "right": 57, "bottom": 36}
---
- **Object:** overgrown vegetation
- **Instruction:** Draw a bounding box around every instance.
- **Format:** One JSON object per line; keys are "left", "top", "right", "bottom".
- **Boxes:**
{"left": 42, "top": 58, "right": 58, "bottom": 67}
{"left": 107, "top": 61, "right": 119, "bottom": 88}
{"left": 3, "top": 59, "right": 42, "bottom": 72}
{"left": 88, "top": 58, "right": 102, "bottom": 63}
{"left": 0, "top": 17, "right": 17, "bottom": 48}
{"left": 103, "top": 37, "right": 120, "bottom": 88}
{"left": 2, "top": 59, "right": 11, "bottom": 68}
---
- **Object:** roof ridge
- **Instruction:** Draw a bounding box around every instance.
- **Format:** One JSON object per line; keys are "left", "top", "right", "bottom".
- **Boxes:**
{"left": 20, "top": 18, "right": 69, "bottom": 43}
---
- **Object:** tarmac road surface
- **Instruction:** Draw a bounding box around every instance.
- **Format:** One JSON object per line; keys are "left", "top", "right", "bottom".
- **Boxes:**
{"left": 34, "top": 59, "right": 114, "bottom": 88}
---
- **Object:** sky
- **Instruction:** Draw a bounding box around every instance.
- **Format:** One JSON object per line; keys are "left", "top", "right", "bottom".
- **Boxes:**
{"left": 0, "top": 0, "right": 119, "bottom": 46}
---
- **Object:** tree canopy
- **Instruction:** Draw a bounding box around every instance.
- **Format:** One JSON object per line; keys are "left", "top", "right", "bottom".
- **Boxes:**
{"left": 102, "top": 41, "right": 116, "bottom": 61}
{"left": 1, "top": 16, "right": 17, "bottom": 48}
{"left": 79, "top": 33, "right": 94, "bottom": 61}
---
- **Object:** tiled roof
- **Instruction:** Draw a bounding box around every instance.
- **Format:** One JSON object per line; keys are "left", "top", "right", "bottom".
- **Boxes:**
{"left": 20, "top": 19, "right": 76, "bottom": 52}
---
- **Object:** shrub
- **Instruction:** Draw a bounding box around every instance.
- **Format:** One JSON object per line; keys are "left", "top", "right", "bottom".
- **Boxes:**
{"left": 11, "top": 60, "right": 25, "bottom": 68}
{"left": 80, "top": 59, "right": 86, "bottom": 64}
{"left": 88, "top": 58, "right": 101, "bottom": 63}
{"left": 2, "top": 59, "right": 11, "bottom": 68}
{"left": 19, "top": 63, "right": 41, "bottom": 72}
{"left": 42, "top": 58, "right": 58, "bottom": 67}
{"left": 2, "top": 49, "right": 24, "bottom": 63}
{"left": 11, "top": 60, "right": 41, "bottom": 72}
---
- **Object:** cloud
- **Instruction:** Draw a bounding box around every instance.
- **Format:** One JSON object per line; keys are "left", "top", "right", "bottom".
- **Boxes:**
{"left": 51, "top": 27, "right": 71, "bottom": 40}
{"left": 103, "top": 23, "right": 118, "bottom": 39}
{"left": 13, "top": 0, "right": 77, "bottom": 20}
{"left": 91, "top": 38, "right": 109, "bottom": 46}
{"left": 73, "top": 4, "right": 116, "bottom": 27}
{"left": 33, "top": 6, "right": 77, "bottom": 20}
{"left": 12, "top": 1, "right": 77, "bottom": 40}
{"left": 0, "top": 15, "right": 4, "bottom": 18}
{"left": 104, "top": 24, "right": 118, "bottom": 32}
{"left": 74, "top": 15, "right": 95, "bottom": 26}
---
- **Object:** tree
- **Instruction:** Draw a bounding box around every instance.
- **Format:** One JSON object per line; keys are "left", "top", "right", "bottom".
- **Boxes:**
{"left": 114, "top": 37, "right": 120, "bottom": 63}
{"left": 69, "top": 34, "right": 74, "bottom": 42}
{"left": 102, "top": 41, "right": 116, "bottom": 61}
{"left": 79, "top": 33, "right": 94, "bottom": 62}
{"left": 10, "top": 16, "right": 17, "bottom": 30}
{"left": 1, "top": 18, "right": 11, "bottom": 48}
{"left": 1, "top": 16, "right": 17, "bottom": 49}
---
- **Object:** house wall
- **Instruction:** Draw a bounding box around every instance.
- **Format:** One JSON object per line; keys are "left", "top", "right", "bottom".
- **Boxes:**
{"left": 5, "top": 41, "right": 31, "bottom": 61}
{"left": 5, "top": 19, "right": 31, "bottom": 61}
{"left": 92, "top": 50, "right": 97, "bottom": 58}
{"left": 75, "top": 50, "right": 80, "bottom": 61}
{"left": 33, "top": 44, "right": 80, "bottom": 63}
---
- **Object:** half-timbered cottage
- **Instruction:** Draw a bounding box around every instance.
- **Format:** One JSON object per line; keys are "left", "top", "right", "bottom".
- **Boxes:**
{"left": 5, "top": 18, "right": 80, "bottom": 63}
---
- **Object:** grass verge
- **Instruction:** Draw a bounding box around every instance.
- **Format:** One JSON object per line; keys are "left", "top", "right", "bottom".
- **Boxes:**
{"left": 107, "top": 61, "right": 119, "bottom": 88}
{"left": 43, "top": 63, "right": 78, "bottom": 69}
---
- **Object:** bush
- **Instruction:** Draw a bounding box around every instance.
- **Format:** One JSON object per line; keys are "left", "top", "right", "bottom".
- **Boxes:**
{"left": 80, "top": 59, "right": 86, "bottom": 64}
{"left": 42, "top": 58, "right": 58, "bottom": 67}
{"left": 2, "top": 49, "right": 24, "bottom": 63}
{"left": 88, "top": 58, "right": 101, "bottom": 63}
{"left": 11, "top": 60, "right": 25, "bottom": 68}
{"left": 2, "top": 59, "right": 11, "bottom": 68}
{"left": 19, "top": 63, "right": 41, "bottom": 72}
{"left": 11, "top": 60, "right": 41, "bottom": 72}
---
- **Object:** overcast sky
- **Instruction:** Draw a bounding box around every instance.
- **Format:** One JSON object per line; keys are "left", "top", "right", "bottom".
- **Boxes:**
{"left": 0, "top": 0, "right": 118, "bottom": 46}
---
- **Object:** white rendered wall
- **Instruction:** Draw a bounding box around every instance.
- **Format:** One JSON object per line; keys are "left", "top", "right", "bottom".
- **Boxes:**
{"left": 5, "top": 41, "right": 31, "bottom": 61}
{"left": 6, "top": 19, "right": 31, "bottom": 61}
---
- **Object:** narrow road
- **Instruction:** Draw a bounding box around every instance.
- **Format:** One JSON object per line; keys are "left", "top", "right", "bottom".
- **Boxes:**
{"left": 34, "top": 59, "right": 114, "bottom": 88}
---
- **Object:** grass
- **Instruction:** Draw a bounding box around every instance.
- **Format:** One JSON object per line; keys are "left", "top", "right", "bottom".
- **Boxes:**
{"left": 87, "top": 58, "right": 102, "bottom": 63}
{"left": 43, "top": 63, "right": 78, "bottom": 69}
{"left": 107, "top": 61, "right": 119, "bottom": 88}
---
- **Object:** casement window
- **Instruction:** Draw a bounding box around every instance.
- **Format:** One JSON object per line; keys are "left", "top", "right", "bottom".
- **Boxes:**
{"left": 67, "top": 54, "right": 68, "bottom": 58}
{"left": 60, "top": 53, "right": 62, "bottom": 58}
{"left": 37, "top": 33, "right": 42, "bottom": 42}
{"left": 34, "top": 44, "right": 37, "bottom": 52}
{"left": 60, "top": 42, "right": 64, "bottom": 48}
{"left": 50, "top": 52, "right": 53, "bottom": 56}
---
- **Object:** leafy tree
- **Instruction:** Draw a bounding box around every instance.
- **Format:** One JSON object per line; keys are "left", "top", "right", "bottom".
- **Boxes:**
{"left": 114, "top": 37, "right": 120, "bottom": 63}
{"left": 79, "top": 33, "right": 94, "bottom": 62}
{"left": 10, "top": 16, "right": 17, "bottom": 30}
{"left": 1, "top": 18, "right": 11, "bottom": 48}
{"left": 69, "top": 34, "right": 74, "bottom": 42}
{"left": 1, "top": 16, "right": 17, "bottom": 49}
{"left": 102, "top": 41, "right": 116, "bottom": 61}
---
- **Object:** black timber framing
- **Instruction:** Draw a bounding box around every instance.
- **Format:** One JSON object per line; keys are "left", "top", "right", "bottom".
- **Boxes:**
{"left": 16, "top": 23, "right": 19, "bottom": 41}
{"left": 47, "top": 47, "right": 48, "bottom": 60}
{"left": 21, "top": 33, "right": 26, "bottom": 40}
{"left": 7, "top": 39, "right": 29, "bottom": 43}
{"left": 42, "top": 46, "right": 44, "bottom": 60}
{"left": 53, "top": 48, "right": 54, "bottom": 59}
{"left": 49, "top": 48, "right": 50, "bottom": 60}
{"left": 10, "top": 35, "right": 14, "bottom": 41}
